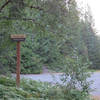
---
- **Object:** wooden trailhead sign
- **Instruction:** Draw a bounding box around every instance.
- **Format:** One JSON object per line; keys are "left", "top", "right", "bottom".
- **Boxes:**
{"left": 11, "top": 34, "right": 26, "bottom": 88}
{"left": 11, "top": 34, "right": 26, "bottom": 41}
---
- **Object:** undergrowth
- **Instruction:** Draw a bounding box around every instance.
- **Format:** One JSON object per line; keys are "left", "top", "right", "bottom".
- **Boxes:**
{"left": 0, "top": 76, "right": 92, "bottom": 100}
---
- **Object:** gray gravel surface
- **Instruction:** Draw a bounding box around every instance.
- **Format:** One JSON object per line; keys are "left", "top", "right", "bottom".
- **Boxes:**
{"left": 12, "top": 72, "right": 100, "bottom": 96}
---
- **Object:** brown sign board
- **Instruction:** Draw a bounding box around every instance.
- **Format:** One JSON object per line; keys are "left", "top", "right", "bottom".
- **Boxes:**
{"left": 11, "top": 34, "right": 26, "bottom": 41}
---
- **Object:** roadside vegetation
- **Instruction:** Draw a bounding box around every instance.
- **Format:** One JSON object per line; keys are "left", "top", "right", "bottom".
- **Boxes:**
{"left": 0, "top": 76, "right": 92, "bottom": 100}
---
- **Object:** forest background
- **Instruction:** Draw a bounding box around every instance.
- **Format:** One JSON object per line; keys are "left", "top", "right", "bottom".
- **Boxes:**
{"left": 0, "top": 0, "right": 99, "bottom": 74}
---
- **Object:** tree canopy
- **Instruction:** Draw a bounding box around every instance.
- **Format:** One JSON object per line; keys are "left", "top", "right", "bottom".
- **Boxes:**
{"left": 0, "top": 0, "right": 99, "bottom": 73}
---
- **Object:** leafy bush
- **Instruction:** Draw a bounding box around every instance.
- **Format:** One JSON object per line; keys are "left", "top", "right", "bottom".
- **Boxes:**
{"left": 60, "top": 50, "right": 91, "bottom": 100}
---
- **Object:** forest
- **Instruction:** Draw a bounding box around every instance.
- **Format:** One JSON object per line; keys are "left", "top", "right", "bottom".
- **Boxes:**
{"left": 0, "top": 0, "right": 99, "bottom": 99}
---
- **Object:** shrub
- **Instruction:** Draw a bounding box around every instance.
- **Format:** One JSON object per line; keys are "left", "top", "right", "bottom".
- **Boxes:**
{"left": 0, "top": 75, "right": 92, "bottom": 100}
{"left": 60, "top": 50, "right": 91, "bottom": 100}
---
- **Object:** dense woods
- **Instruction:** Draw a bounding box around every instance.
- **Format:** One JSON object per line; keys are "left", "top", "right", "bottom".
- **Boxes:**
{"left": 0, "top": 0, "right": 99, "bottom": 99}
{"left": 0, "top": 0, "right": 99, "bottom": 73}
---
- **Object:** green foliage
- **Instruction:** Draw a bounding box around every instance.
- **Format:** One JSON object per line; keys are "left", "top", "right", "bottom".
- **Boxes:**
{"left": 0, "top": 0, "right": 96, "bottom": 91}
{"left": 0, "top": 76, "right": 92, "bottom": 100}
{"left": 62, "top": 50, "right": 91, "bottom": 87}
{"left": 80, "top": 9, "right": 100, "bottom": 69}
{"left": 60, "top": 50, "right": 91, "bottom": 100}
{"left": 0, "top": 0, "right": 69, "bottom": 73}
{"left": 0, "top": 1, "right": 94, "bottom": 99}
{"left": 0, "top": 0, "right": 97, "bottom": 73}
{"left": 20, "top": 37, "right": 43, "bottom": 74}
{"left": 0, "top": 36, "right": 43, "bottom": 74}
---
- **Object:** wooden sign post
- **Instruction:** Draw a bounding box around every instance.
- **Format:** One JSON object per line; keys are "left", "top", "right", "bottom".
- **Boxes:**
{"left": 11, "top": 34, "right": 26, "bottom": 88}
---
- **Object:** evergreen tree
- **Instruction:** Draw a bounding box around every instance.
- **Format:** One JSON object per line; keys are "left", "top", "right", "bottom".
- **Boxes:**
{"left": 80, "top": 7, "right": 100, "bottom": 69}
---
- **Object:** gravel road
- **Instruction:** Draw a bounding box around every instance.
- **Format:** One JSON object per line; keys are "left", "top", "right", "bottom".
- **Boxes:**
{"left": 13, "top": 72, "right": 100, "bottom": 96}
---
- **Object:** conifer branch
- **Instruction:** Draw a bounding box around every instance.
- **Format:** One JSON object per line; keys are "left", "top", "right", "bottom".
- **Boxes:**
{"left": 30, "top": 6, "right": 44, "bottom": 11}
{"left": 0, "top": 16, "right": 36, "bottom": 22}
{"left": 0, "top": 0, "right": 11, "bottom": 12}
